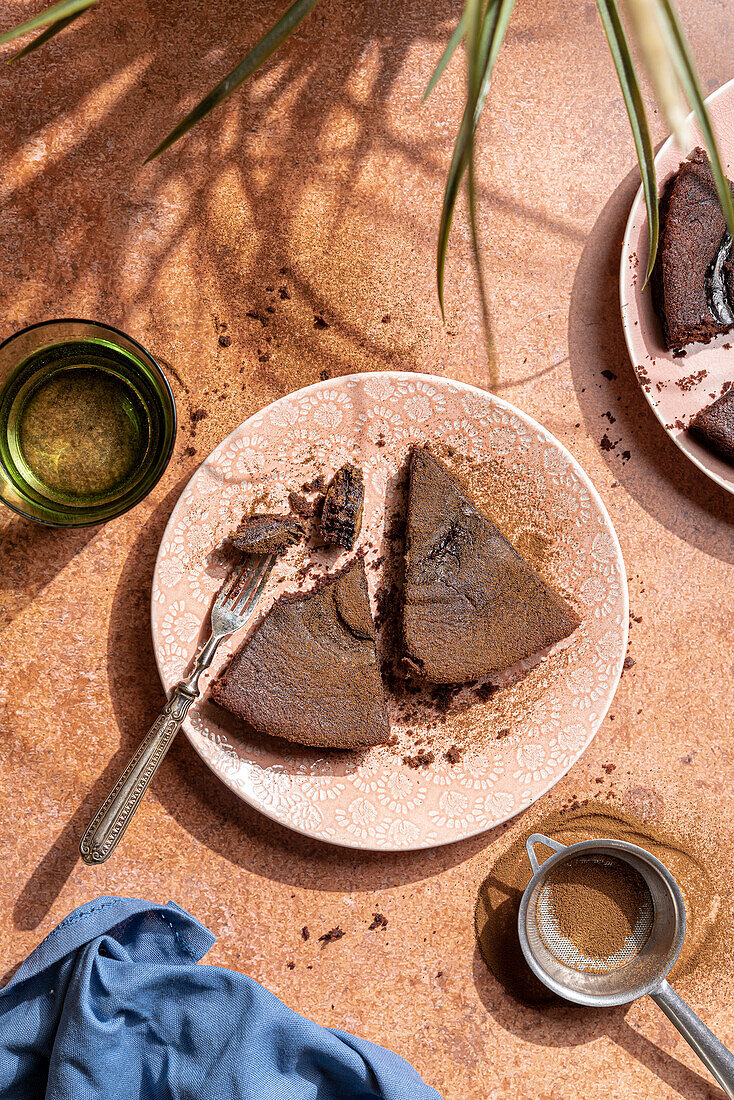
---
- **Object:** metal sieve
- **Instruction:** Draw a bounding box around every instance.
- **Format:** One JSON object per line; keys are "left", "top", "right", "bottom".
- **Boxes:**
{"left": 518, "top": 833, "right": 734, "bottom": 1098}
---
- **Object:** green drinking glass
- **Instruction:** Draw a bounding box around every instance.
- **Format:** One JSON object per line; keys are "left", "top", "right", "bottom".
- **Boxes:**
{"left": 0, "top": 319, "right": 176, "bottom": 527}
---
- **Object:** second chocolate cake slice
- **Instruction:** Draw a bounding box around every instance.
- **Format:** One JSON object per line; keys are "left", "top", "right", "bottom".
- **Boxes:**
{"left": 688, "top": 386, "right": 734, "bottom": 463}
{"left": 652, "top": 148, "right": 734, "bottom": 350}
{"left": 402, "top": 447, "right": 580, "bottom": 683}
{"left": 211, "top": 557, "right": 390, "bottom": 749}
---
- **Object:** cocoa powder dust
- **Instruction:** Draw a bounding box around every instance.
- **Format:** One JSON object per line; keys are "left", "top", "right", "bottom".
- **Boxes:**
{"left": 541, "top": 854, "right": 653, "bottom": 967}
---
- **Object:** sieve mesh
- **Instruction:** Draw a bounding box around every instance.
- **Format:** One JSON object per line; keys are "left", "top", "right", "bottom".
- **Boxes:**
{"left": 536, "top": 854, "right": 654, "bottom": 975}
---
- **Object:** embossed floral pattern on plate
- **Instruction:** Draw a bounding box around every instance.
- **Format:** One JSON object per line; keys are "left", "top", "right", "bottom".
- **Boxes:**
{"left": 151, "top": 372, "right": 628, "bottom": 851}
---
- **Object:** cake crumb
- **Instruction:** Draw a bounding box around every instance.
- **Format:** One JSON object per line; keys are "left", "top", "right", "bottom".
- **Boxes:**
{"left": 369, "top": 912, "right": 388, "bottom": 930}
{"left": 319, "top": 927, "right": 345, "bottom": 946}
{"left": 403, "top": 751, "right": 434, "bottom": 769}
{"left": 289, "top": 490, "right": 322, "bottom": 518}
{"left": 301, "top": 474, "right": 326, "bottom": 493}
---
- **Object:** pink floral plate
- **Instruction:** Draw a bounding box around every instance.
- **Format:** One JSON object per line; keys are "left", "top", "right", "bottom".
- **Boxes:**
{"left": 621, "top": 78, "right": 734, "bottom": 496}
{"left": 151, "top": 372, "right": 628, "bottom": 851}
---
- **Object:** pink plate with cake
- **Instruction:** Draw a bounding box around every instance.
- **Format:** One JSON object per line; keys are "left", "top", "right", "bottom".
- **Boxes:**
{"left": 151, "top": 372, "right": 628, "bottom": 851}
{"left": 621, "top": 78, "right": 734, "bottom": 496}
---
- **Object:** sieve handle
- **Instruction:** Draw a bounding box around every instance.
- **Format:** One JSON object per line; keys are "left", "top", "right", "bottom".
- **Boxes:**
{"left": 651, "top": 980, "right": 734, "bottom": 1098}
{"left": 526, "top": 833, "right": 567, "bottom": 875}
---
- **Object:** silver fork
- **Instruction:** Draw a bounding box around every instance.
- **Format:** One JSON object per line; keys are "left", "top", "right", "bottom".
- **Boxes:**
{"left": 79, "top": 553, "right": 275, "bottom": 865}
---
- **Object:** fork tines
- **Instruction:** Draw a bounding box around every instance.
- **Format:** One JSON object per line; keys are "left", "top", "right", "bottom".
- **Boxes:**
{"left": 230, "top": 554, "right": 274, "bottom": 614}
{"left": 217, "top": 558, "right": 252, "bottom": 606}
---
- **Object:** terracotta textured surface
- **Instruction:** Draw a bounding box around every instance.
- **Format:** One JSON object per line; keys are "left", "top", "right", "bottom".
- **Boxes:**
{"left": 0, "top": 1, "right": 733, "bottom": 1097}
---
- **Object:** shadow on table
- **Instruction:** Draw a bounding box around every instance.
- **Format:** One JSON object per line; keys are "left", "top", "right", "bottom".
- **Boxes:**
{"left": 0, "top": 0, "right": 457, "bottom": 387}
{"left": 472, "top": 943, "right": 724, "bottom": 1099}
{"left": 0, "top": 0, "right": 597, "bottom": 399}
{"left": 11, "top": 476, "right": 191, "bottom": 931}
{"left": 0, "top": 516, "right": 98, "bottom": 634}
{"left": 568, "top": 165, "right": 734, "bottom": 565}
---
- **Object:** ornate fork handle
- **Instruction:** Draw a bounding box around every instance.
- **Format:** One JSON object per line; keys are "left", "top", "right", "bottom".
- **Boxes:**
{"left": 80, "top": 554, "right": 274, "bottom": 865}
{"left": 79, "top": 683, "right": 197, "bottom": 864}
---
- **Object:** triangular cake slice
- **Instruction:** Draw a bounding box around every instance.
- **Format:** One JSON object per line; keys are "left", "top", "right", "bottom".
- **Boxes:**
{"left": 401, "top": 447, "right": 580, "bottom": 684}
{"left": 688, "top": 386, "right": 734, "bottom": 464}
{"left": 211, "top": 557, "right": 390, "bottom": 749}
{"left": 652, "top": 147, "right": 734, "bottom": 350}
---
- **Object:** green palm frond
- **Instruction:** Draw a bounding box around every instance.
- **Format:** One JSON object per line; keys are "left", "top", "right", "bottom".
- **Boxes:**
{"left": 146, "top": 0, "right": 321, "bottom": 163}
{"left": 0, "top": 0, "right": 96, "bottom": 48}
{"left": 436, "top": 0, "right": 516, "bottom": 320}
{"left": 465, "top": 0, "right": 492, "bottom": 362}
{"left": 423, "top": 11, "right": 466, "bottom": 101}
{"left": 596, "top": 0, "right": 658, "bottom": 285}
{"left": 9, "top": 10, "right": 84, "bottom": 61}
{"left": 623, "top": 0, "right": 688, "bottom": 147}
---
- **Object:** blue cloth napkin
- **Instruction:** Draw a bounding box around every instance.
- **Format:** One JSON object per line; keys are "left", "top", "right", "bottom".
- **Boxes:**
{"left": 0, "top": 896, "right": 441, "bottom": 1100}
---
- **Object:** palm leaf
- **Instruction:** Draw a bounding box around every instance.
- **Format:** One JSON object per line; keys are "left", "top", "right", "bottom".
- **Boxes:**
{"left": 596, "top": 0, "right": 658, "bottom": 283}
{"left": 654, "top": 0, "right": 734, "bottom": 239}
{"left": 473, "top": 0, "right": 516, "bottom": 127}
{"left": 436, "top": 0, "right": 516, "bottom": 317}
{"left": 623, "top": 0, "right": 688, "bottom": 149}
{"left": 9, "top": 9, "right": 83, "bottom": 60}
{"left": 423, "top": 11, "right": 466, "bottom": 101}
{"left": 0, "top": 0, "right": 96, "bottom": 47}
{"left": 436, "top": 0, "right": 502, "bottom": 314}
{"left": 147, "top": 0, "right": 320, "bottom": 163}
{"left": 435, "top": 13, "right": 481, "bottom": 319}
{"left": 465, "top": 0, "right": 495, "bottom": 375}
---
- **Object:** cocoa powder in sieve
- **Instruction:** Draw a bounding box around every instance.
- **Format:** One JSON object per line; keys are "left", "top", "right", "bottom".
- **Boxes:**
{"left": 543, "top": 854, "right": 652, "bottom": 962}
{"left": 475, "top": 799, "right": 727, "bottom": 1006}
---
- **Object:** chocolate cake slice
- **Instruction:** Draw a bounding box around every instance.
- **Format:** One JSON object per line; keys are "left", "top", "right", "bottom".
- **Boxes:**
{"left": 402, "top": 447, "right": 580, "bottom": 684}
{"left": 320, "top": 463, "right": 364, "bottom": 549}
{"left": 688, "top": 386, "right": 734, "bottom": 463}
{"left": 211, "top": 557, "right": 390, "bottom": 749}
{"left": 231, "top": 514, "right": 304, "bottom": 555}
{"left": 652, "top": 148, "right": 734, "bottom": 350}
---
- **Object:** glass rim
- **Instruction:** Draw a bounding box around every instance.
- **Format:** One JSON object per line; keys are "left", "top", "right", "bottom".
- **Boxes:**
{"left": 0, "top": 319, "right": 177, "bottom": 527}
